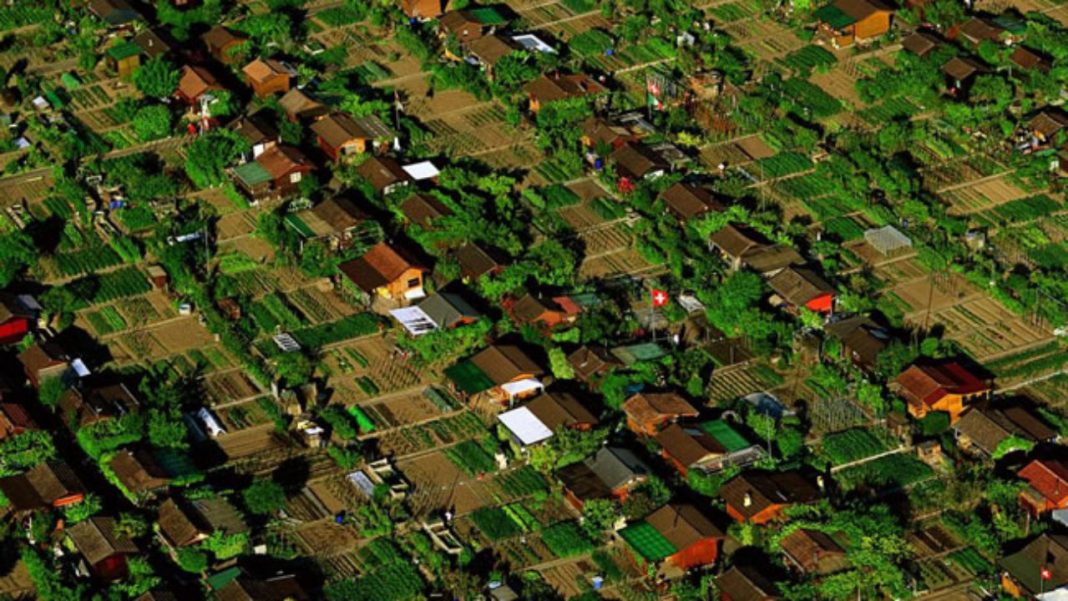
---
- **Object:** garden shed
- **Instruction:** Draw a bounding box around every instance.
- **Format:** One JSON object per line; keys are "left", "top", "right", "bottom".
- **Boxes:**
{"left": 863, "top": 225, "right": 912, "bottom": 256}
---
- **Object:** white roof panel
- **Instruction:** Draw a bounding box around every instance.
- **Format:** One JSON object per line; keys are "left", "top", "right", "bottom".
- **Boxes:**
{"left": 402, "top": 161, "right": 440, "bottom": 181}
{"left": 498, "top": 406, "right": 553, "bottom": 446}
{"left": 389, "top": 306, "right": 438, "bottom": 336}
{"left": 500, "top": 378, "right": 543, "bottom": 398}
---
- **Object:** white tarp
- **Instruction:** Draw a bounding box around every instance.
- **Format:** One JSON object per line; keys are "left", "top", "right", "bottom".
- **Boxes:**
{"left": 498, "top": 406, "right": 553, "bottom": 446}
{"left": 500, "top": 378, "right": 543, "bottom": 400}
{"left": 347, "top": 471, "right": 376, "bottom": 498}
{"left": 389, "top": 306, "right": 437, "bottom": 336}
{"left": 402, "top": 161, "right": 440, "bottom": 181}
{"left": 512, "top": 34, "right": 556, "bottom": 54}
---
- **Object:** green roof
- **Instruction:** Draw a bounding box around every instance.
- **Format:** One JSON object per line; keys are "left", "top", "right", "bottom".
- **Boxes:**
{"left": 44, "top": 90, "right": 65, "bottom": 109}
{"left": 107, "top": 41, "right": 141, "bottom": 61}
{"left": 284, "top": 212, "right": 316, "bottom": 238}
{"left": 206, "top": 567, "right": 241, "bottom": 590}
{"left": 814, "top": 4, "right": 856, "bottom": 29}
{"left": 699, "top": 420, "right": 752, "bottom": 453}
{"left": 153, "top": 448, "right": 200, "bottom": 479}
{"left": 445, "top": 360, "right": 495, "bottom": 395}
{"left": 60, "top": 73, "right": 81, "bottom": 90}
{"left": 232, "top": 161, "right": 272, "bottom": 186}
{"left": 469, "top": 6, "right": 507, "bottom": 25}
{"left": 611, "top": 342, "right": 667, "bottom": 366}
{"left": 620, "top": 521, "right": 677, "bottom": 561}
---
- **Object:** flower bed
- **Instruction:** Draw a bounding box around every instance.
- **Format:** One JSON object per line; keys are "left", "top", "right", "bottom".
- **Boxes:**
{"left": 820, "top": 428, "right": 894, "bottom": 466}
{"left": 445, "top": 440, "right": 496, "bottom": 476}
{"left": 541, "top": 521, "right": 594, "bottom": 558}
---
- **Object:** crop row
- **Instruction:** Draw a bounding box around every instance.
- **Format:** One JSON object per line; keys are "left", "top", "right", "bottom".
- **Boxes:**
{"left": 65, "top": 267, "right": 151, "bottom": 309}
{"left": 290, "top": 313, "right": 382, "bottom": 348}
{"left": 820, "top": 428, "right": 894, "bottom": 466}
{"left": 445, "top": 439, "right": 497, "bottom": 476}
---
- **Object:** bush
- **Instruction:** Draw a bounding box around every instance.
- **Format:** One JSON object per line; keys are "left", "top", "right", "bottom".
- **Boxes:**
{"left": 242, "top": 480, "right": 286, "bottom": 515}
{"left": 541, "top": 521, "right": 595, "bottom": 558}
{"left": 176, "top": 547, "right": 208, "bottom": 573}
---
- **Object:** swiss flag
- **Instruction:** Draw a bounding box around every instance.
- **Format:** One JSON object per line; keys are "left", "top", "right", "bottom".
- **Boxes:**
{"left": 651, "top": 289, "right": 668, "bottom": 307}
{"left": 1042, "top": 566, "right": 1053, "bottom": 581}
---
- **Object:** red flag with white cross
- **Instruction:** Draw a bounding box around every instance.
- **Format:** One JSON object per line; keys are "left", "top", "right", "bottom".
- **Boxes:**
{"left": 651, "top": 289, "right": 668, "bottom": 308}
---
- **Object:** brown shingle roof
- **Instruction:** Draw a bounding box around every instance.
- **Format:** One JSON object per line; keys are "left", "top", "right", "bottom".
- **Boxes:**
{"left": 1010, "top": 46, "right": 1050, "bottom": 72}
{"left": 68, "top": 516, "right": 139, "bottom": 566}
{"left": 307, "top": 196, "right": 365, "bottom": 235}
{"left": 524, "top": 392, "right": 598, "bottom": 430}
{"left": 942, "top": 56, "right": 983, "bottom": 82}
{"left": 278, "top": 88, "right": 327, "bottom": 121}
{"left": 720, "top": 470, "right": 820, "bottom": 520}
{"left": 177, "top": 65, "right": 219, "bottom": 100}
{"left": 955, "top": 407, "right": 1011, "bottom": 454}
{"left": 1030, "top": 110, "right": 1068, "bottom": 138}
{"left": 399, "top": 193, "right": 452, "bottom": 228}
{"left": 231, "top": 112, "right": 278, "bottom": 146}
{"left": 958, "top": 17, "right": 1003, "bottom": 44}
{"left": 767, "top": 266, "right": 835, "bottom": 307}
{"left": 356, "top": 156, "right": 411, "bottom": 191}
{"left": 567, "top": 346, "right": 619, "bottom": 381}
{"left": 524, "top": 73, "right": 606, "bottom": 103}
{"left": 468, "top": 34, "right": 519, "bottom": 66}
{"left": 243, "top": 58, "right": 290, "bottom": 84}
{"left": 623, "top": 392, "right": 699, "bottom": 427}
{"left": 311, "top": 113, "right": 394, "bottom": 148}
{"left": 780, "top": 528, "right": 847, "bottom": 575}
{"left": 257, "top": 146, "right": 310, "bottom": 180}
{"left": 510, "top": 294, "right": 560, "bottom": 325}
{"left": 217, "top": 575, "right": 308, "bottom": 601}
{"left": 454, "top": 243, "right": 504, "bottom": 280}
{"left": 158, "top": 497, "right": 208, "bottom": 548}
{"left": 659, "top": 182, "right": 723, "bottom": 221}
{"left": 611, "top": 143, "right": 667, "bottom": 180}
{"left": 470, "top": 345, "right": 543, "bottom": 385}
{"left": 743, "top": 245, "right": 804, "bottom": 275}
{"left": 202, "top": 25, "right": 245, "bottom": 54}
{"left": 894, "top": 361, "right": 988, "bottom": 407}
{"left": 716, "top": 564, "right": 781, "bottom": 600}
{"left": 824, "top": 315, "right": 888, "bottom": 367}
{"left": 18, "top": 342, "right": 68, "bottom": 380}
{"left": 833, "top": 0, "right": 893, "bottom": 20}
{"left": 109, "top": 448, "right": 168, "bottom": 495}
{"left": 337, "top": 242, "right": 423, "bottom": 293}
{"left": 902, "top": 31, "right": 940, "bottom": 56}
{"left": 709, "top": 224, "right": 766, "bottom": 258}
{"left": 133, "top": 29, "right": 172, "bottom": 59}
{"left": 656, "top": 423, "right": 725, "bottom": 467}
{"left": 645, "top": 503, "right": 723, "bottom": 550}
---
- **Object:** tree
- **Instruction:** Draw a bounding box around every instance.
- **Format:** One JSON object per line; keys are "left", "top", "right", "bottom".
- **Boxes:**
{"left": 175, "top": 547, "right": 208, "bottom": 573}
{"left": 0, "top": 230, "right": 37, "bottom": 287}
{"left": 992, "top": 434, "right": 1035, "bottom": 460}
{"left": 185, "top": 129, "right": 249, "bottom": 188}
{"left": 132, "top": 57, "right": 180, "bottom": 98}
{"left": 131, "top": 104, "right": 172, "bottom": 142}
{"left": 547, "top": 347, "right": 575, "bottom": 379}
{"left": 243, "top": 479, "right": 286, "bottom": 515}
{"left": 208, "top": 89, "right": 237, "bottom": 119}
{"left": 581, "top": 499, "right": 617, "bottom": 539}
{"left": 148, "top": 410, "right": 189, "bottom": 449}
{"left": 275, "top": 352, "right": 314, "bottom": 387}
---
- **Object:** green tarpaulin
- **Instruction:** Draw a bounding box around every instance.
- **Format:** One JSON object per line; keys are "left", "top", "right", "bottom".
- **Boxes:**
{"left": 700, "top": 420, "right": 752, "bottom": 453}
{"left": 620, "top": 521, "right": 677, "bottom": 561}
{"left": 445, "top": 360, "right": 495, "bottom": 395}
{"left": 814, "top": 4, "right": 856, "bottom": 29}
